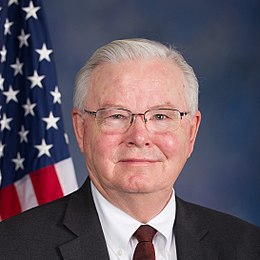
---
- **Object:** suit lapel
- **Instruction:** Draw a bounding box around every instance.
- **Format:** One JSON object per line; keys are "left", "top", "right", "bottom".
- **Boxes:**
{"left": 174, "top": 197, "right": 219, "bottom": 260}
{"left": 59, "top": 178, "right": 110, "bottom": 260}
{"left": 58, "top": 181, "right": 225, "bottom": 259}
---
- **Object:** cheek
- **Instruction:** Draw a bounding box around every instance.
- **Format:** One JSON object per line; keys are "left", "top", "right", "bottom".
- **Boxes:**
{"left": 87, "top": 132, "right": 122, "bottom": 163}
{"left": 157, "top": 133, "right": 185, "bottom": 159}
{"left": 157, "top": 133, "right": 180, "bottom": 157}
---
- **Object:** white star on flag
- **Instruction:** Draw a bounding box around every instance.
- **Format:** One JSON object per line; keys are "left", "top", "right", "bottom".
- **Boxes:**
{"left": 27, "top": 70, "right": 45, "bottom": 88}
{"left": 0, "top": 74, "right": 4, "bottom": 90}
{"left": 12, "top": 153, "right": 25, "bottom": 171}
{"left": 3, "top": 85, "right": 19, "bottom": 103}
{"left": 18, "top": 29, "right": 30, "bottom": 48}
{"left": 50, "top": 86, "right": 61, "bottom": 104}
{"left": 10, "top": 58, "right": 24, "bottom": 76}
{"left": 42, "top": 112, "right": 60, "bottom": 130}
{"left": 36, "top": 43, "right": 53, "bottom": 62}
{"left": 35, "top": 139, "right": 53, "bottom": 158}
{"left": 18, "top": 125, "right": 29, "bottom": 143}
{"left": 22, "top": 98, "right": 37, "bottom": 116}
{"left": 22, "top": 1, "right": 41, "bottom": 20}
{"left": 0, "top": 141, "right": 6, "bottom": 158}
{"left": 0, "top": 46, "right": 7, "bottom": 63}
{"left": 4, "top": 18, "right": 14, "bottom": 35}
{"left": 8, "top": 0, "right": 19, "bottom": 6}
{"left": 0, "top": 113, "right": 13, "bottom": 131}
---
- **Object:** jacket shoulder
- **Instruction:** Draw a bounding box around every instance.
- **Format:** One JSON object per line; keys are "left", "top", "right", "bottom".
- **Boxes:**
{"left": 0, "top": 191, "right": 76, "bottom": 257}
{"left": 175, "top": 197, "right": 260, "bottom": 251}
{"left": 1, "top": 191, "right": 70, "bottom": 228}
{"left": 176, "top": 197, "right": 259, "bottom": 232}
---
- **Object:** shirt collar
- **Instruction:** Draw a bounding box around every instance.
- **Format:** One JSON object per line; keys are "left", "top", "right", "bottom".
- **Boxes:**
{"left": 91, "top": 182, "right": 176, "bottom": 250}
{"left": 147, "top": 189, "right": 176, "bottom": 242}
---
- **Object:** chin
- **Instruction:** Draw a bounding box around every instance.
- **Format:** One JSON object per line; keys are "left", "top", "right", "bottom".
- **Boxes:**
{"left": 118, "top": 174, "right": 155, "bottom": 193}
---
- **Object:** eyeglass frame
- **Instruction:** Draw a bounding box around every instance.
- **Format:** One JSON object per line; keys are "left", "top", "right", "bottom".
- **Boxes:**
{"left": 83, "top": 107, "right": 189, "bottom": 133}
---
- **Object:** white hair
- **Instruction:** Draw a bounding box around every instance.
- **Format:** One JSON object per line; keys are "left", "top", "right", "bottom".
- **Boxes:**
{"left": 73, "top": 38, "right": 199, "bottom": 114}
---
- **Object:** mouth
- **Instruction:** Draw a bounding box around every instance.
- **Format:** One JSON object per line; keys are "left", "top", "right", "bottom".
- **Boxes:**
{"left": 119, "top": 158, "right": 159, "bottom": 165}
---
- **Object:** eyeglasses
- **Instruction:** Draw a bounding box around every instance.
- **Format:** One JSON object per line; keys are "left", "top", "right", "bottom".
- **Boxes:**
{"left": 84, "top": 107, "right": 189, "bottom": 134}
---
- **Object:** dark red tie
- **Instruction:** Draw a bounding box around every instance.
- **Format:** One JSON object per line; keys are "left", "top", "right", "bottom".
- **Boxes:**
{"left": 133, "top": 225, "right": 157, "bottom": 260}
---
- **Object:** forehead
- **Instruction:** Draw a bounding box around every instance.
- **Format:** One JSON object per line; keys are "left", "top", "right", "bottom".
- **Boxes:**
{"left": 86, "top": 58, "right": 188, "bottom": 109}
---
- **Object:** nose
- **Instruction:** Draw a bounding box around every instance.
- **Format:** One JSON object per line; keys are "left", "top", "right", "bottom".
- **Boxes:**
{"left": 125, "top": 115, "right": 151, "bottom": 148}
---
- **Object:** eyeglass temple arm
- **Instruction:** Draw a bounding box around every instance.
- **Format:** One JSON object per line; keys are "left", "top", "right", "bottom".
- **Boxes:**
{"left": 180, "top": 112, "right": 188, "bottom": 119}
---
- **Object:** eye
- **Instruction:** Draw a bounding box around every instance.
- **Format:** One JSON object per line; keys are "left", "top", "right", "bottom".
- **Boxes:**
{"left": 110, "top": 113, "right": 126, "bottom": 120}
{"left": 152, "top": 113, "right": 169, "bottom": 120}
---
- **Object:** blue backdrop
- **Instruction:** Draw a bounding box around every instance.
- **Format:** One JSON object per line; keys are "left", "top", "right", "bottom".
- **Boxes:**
{"left": 44, "top": 0, "right": 260, "bottom": 226}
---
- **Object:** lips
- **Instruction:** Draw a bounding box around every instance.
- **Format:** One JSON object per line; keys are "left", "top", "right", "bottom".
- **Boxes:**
{"left": 116, "top": 150, "right": 165, "bottom": 163}
{"left": 119, "top": 160, "right": 157, "bottom": 167}
{"left": 119, "top": 158, "right": 159, "bottom": 163}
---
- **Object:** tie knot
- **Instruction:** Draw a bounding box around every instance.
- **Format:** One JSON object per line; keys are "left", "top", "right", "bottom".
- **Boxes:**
{"left": 133, "top": 225, "right": 157, "bottom": 242}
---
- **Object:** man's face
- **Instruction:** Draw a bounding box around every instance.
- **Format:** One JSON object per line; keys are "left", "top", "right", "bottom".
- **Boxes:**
{"left": 72, "top": 58, "right": 201, "bottom": 199}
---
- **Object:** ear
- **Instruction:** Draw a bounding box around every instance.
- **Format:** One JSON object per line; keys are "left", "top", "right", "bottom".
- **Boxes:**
{"left": 71, "top": 108, "right": 85, "bottom": 153}
{"left": 187, "top": 110, "right": 201, "bottom": 158}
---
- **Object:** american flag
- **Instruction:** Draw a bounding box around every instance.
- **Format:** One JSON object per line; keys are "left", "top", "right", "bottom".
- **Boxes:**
{"left": 0, "top": 0, "right": 78, "bottom": 220}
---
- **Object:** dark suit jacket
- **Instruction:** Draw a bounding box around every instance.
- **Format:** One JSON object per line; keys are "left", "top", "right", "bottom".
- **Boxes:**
{"left": 0, "top": 178, "right": 259, "bottom": 259}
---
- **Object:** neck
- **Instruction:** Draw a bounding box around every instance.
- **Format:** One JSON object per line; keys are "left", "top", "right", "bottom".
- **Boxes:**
{"left": 97, "top": 186, "right": 173, "bottom": 223}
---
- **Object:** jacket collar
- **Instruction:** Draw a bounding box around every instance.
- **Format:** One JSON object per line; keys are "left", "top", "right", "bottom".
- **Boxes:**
{"left": 174, "top": 197, "right": 222, "bottom": 259}
{"left": 58, "top": 178, "right": 110, "bottom": 259}
{"left": 58, "top": 179, "right": 227, "bottom": 259}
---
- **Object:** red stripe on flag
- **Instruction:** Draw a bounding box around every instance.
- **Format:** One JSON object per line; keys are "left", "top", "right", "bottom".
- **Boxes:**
{"left": 0, "top": 184, "right": 22, "bottom": 221}
{"left": 30, "top": 164, "right": 64, "bottom": 205}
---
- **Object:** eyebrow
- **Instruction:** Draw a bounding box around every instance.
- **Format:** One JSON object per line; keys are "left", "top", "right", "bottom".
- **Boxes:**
{"left": 98, "top": 102, "right": 176, "bottom": 110}
{"left": 98, "top": 103, "right": 127, "bottom": 109}
{"left": 148, "top": 103, "right": 176, "bottom": 109}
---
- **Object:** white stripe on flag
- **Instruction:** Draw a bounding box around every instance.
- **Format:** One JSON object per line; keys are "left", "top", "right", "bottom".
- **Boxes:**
{"left": 14, "top": 175, "right": 39, "bottom": 212}
{"left": 55, "top": 158, "right": 78, "bottom": 195}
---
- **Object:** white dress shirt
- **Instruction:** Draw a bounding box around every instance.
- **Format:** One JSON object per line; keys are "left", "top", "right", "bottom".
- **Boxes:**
{"left": 91, "top": 182, "right": 177, "bottom": 260}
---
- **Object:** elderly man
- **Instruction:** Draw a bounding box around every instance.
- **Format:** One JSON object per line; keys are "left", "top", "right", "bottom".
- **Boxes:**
{"left": 0, "top": 39, "right": 259, "bottom": 259}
